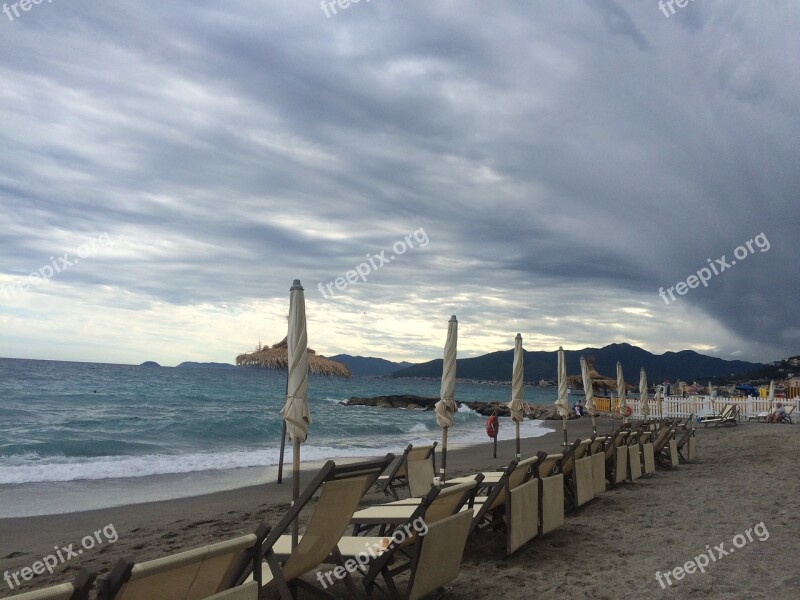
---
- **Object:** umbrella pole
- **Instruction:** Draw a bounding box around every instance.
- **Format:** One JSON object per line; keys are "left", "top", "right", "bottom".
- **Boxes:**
{"left": 292, "top": 439, "right": 299, "bottom": 549}
{"left": 492, "top": 410, "right": 498, "bottom": 459}
{"left": 277, "top": 421, "right": 287, "bottom": 484}
{"left": 515, "top": 421, "right": 521, "bottom": 460}
{"left": 440, "top": 427, "right": 448, "bottom": 485}
{"left": 591, "top": 414, "right": 597, "bottom": 436}
{"left": 562, "top": 416, "right": 568, "bottom": 447}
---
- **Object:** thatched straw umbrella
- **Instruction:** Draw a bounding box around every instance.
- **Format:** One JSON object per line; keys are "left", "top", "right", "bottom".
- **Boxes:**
{"left": 237, "top": 333, "right": 350, "bottom": 485}
{"left": 236, "top": 338, "right": 351, "bottom": 378}
{"left": 567, "top": 357, "right": 617, "bottom": 394}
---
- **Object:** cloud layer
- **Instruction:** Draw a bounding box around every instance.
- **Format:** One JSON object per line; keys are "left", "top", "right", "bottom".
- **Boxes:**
{"left": 1, "top": 0, "right": 798, "bottom": 365}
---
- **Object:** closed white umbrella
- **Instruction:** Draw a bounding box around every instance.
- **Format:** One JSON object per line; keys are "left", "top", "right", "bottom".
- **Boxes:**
{"left": 768, "top": 379, "right": 775, "bottom": 411}
{"left": 654, "top": 384, "right": 664, "bottom": 419}
{"left": 640, "top": 368, "right": 649, "bottom": 421}
{"left": 435, "top": 315, "right": 458, "bottom": 484}
{"left": 581, "top": 356, "right": 597, "bottom": 434}
{"left": 617, "top": 361, "right": 628, "bottom": 425}
{"left": 280, "top": 279, "right": 309, "bottom": 549}
{"left": 508, "top": 333, "right": 525, "bottom": 460}
{"left": 555, "top": 347, "right": 570, "bottom": 446}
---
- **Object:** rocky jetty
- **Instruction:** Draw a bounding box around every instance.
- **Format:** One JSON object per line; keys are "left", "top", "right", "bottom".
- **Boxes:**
{"left": 343, "top": 395, "right": 575, "bottom": 420}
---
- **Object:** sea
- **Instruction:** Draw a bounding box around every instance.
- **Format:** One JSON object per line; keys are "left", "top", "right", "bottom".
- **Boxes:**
{"left": 0, "top": 357, "right": 556, "bottom": 517}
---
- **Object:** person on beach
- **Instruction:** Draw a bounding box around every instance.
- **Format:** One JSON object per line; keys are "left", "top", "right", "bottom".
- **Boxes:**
{"left": 767, "top": 403, "right": 786, "bottom": 423}
{"left": 573, "top": 401, "right": 584, "bottom": 417}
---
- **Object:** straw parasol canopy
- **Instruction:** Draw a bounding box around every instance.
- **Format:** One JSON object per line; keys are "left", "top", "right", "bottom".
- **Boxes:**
{"left": 567, "top": 357, "right": 620, "bottom": 392}
{"left": 236, "top": 338, "right": 351, "bottom": 379}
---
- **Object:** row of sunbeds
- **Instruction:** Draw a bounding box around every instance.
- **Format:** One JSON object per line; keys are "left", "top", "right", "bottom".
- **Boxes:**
{"left": 9, "top": 419, "right": 697, "bottom": 600}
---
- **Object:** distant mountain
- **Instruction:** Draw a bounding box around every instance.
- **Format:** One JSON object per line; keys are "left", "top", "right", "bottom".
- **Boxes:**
{"left": 326, "top": 355, "right": 413, "bottom": 377}
{"left": 390, "top": 343, "right": 765, "bottom": 383}
{"left": 176, "top": 361, "right": 236, "bottom": 369}
{"left": 139, "top": 361, "right": 161, "bottom": 367}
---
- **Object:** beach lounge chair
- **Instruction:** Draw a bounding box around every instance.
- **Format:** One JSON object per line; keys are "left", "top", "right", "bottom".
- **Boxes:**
{"left": 675, "top": 427, "right": 697, "bottom": 464}
{"left": 342, "top": 479, "right": 479, "bottom": 598}
{"left": 534, "top": 453, "right": 565, "bottom": 535}
{"left": 650, "top": 425, "right": 676, "bottom": 469}
{"left": 639, "top": 432, "right": 656, "bottom": 475}
{"left": 375, "top": 443, "right": 437, "bottom": 500}
{"left": 99, "top": 525, "right": 268, "bottom": 600}
{"left": 252, "top": 455, "right": 394, "bottom": 599}
{"left": 6, "top": 570, "right": 95, "bottom": 600}
{"left": 603, "top": 430, "right": 629, "bottom": 487}
{"left": 626, "top": 432, "right": 642, "bottom": 481}
{"left": 701, "top": 404, "right": 738, "bottom": 427}
{"left": 561, "top": 439, "right": 595, "bottom": 510}
{"left": 468, "top": 455, "right": 540, "bottom": 555}
{"left": 780, "top": 405, "right": 795, "bottom": 424}
{"left": 589, "top": 435, "right": 608, "bottom": 495}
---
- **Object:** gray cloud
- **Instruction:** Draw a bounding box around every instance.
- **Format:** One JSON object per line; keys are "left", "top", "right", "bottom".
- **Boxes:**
{"left": 0, "top": 0, "right": 797, "bottom": 365}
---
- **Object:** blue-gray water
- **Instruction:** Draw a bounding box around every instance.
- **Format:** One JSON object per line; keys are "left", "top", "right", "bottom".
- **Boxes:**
{"left": 0, "top": 358, "right": 556, "bottom": 487}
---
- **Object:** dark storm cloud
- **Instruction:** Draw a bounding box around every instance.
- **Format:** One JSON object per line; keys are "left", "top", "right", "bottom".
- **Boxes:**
{"left": 0, "top": 0, "right": 797, "bottom": 363}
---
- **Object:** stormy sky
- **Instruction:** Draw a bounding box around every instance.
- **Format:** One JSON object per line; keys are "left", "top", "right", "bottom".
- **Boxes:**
{"left": 1, "top": 0, "right": 798, "bottom": 366}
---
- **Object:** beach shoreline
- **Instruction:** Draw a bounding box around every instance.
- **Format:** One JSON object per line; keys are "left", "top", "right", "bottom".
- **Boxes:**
{"left": 2, "top": 418, "right": 798, "bottom": 599}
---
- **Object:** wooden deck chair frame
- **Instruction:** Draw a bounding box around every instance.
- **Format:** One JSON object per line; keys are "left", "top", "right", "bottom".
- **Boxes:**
{"left": 99, "top": 525, "right": 268, "bottom": 600}
{"left": 8, "top": 569, "right": 95, "bottom": 600}
{"left": 676, "top": 427, "right": 697, "bottom": 464}
{"left": 257, "top": 455, "right": 394, "bottom": 600}
{"left": 560, "top": 439, "right": 594, "bottom": 511}
{"left": 534, "top": 451, "right": 564, "bottom": 536}
{"left": 206, "top": 581, "right": 259, "bottom": 600}
{"left": 652, "top": 426, "right": 676, "bottom": 469}
{"left": 639, "top": 431, "right": 656, "bottom": 476}
{"left": 375, "top": 444, "right": 437, "bottom": 500}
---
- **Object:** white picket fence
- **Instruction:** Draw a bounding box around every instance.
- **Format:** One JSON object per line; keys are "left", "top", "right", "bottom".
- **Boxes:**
{"left": 629, "top": 396, "right": 799, "bottom": 421}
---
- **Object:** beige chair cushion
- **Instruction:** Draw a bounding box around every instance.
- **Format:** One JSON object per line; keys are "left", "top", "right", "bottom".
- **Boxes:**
{"left": 642, "top": 443, "right": 656, "bottom": 474}
{"left": 628, "top": 446, "right": 642, "bottom": 480}
{"left": 591, "top": 453, "right": 606, "bottom": 495}
{"left": 688, "top": 437, "right": 697, "bottom": 461}
{"left": 116, "top": 534, "right": 257, "bottom": 600}
{"left": 669, "top": 440, "right": 679, "bottom": 467}
{"left": 614, "top": 446, "right": 628, "bottom": 484}
{"left": 575, "top": 456, "right": 595, "bottom": 506}
{"left": 406, "top": 458, "right": 435, "bottom": 498}
{"left": 5, "top": 583, "right": 75, "bottom": 600}
{"left": 540, "top": 474, "right": 564, "bottom": 535}
{"left": 206, "top": 582, "right": 259, "bottom": 600}
{"left": 408, "top": 511, "right": 472, "bottom": 600}
{"left": 508, "top": 479, "right": 538, "bottom": 554}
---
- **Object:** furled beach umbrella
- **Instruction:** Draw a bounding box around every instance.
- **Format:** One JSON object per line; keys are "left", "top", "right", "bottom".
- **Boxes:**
{"left": 617, "top": 361, "right": 628, "bottom": 424}
{"left": 508, "top": 333, "right": 525, "bottom": 460}
{"left": 640, "top": 368, "right": 649, "bottom": 421}
{"left": 280, "top": 279, "right": 309, "bottom": 549}
{"left": 654, "top": 384, "right": 664, "bottom": 419}
{"left": 435, "top": 315, "right": 458, "bottom": 484}
{"left": 768, "top": 379, "right": 775, "bottom": 409}
{"left": 237, "top": 334, "right": 350, "bottom": 485}
{"left": 581, "top": 356, "right": 597, "bottom": 434}
{"left": 555, "top": 347, "right": 570, "bottom": 446}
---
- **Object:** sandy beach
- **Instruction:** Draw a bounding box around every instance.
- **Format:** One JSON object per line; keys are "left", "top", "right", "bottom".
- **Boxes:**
{"left": 1, "top": 417, "right": 798, "bottom": 599}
